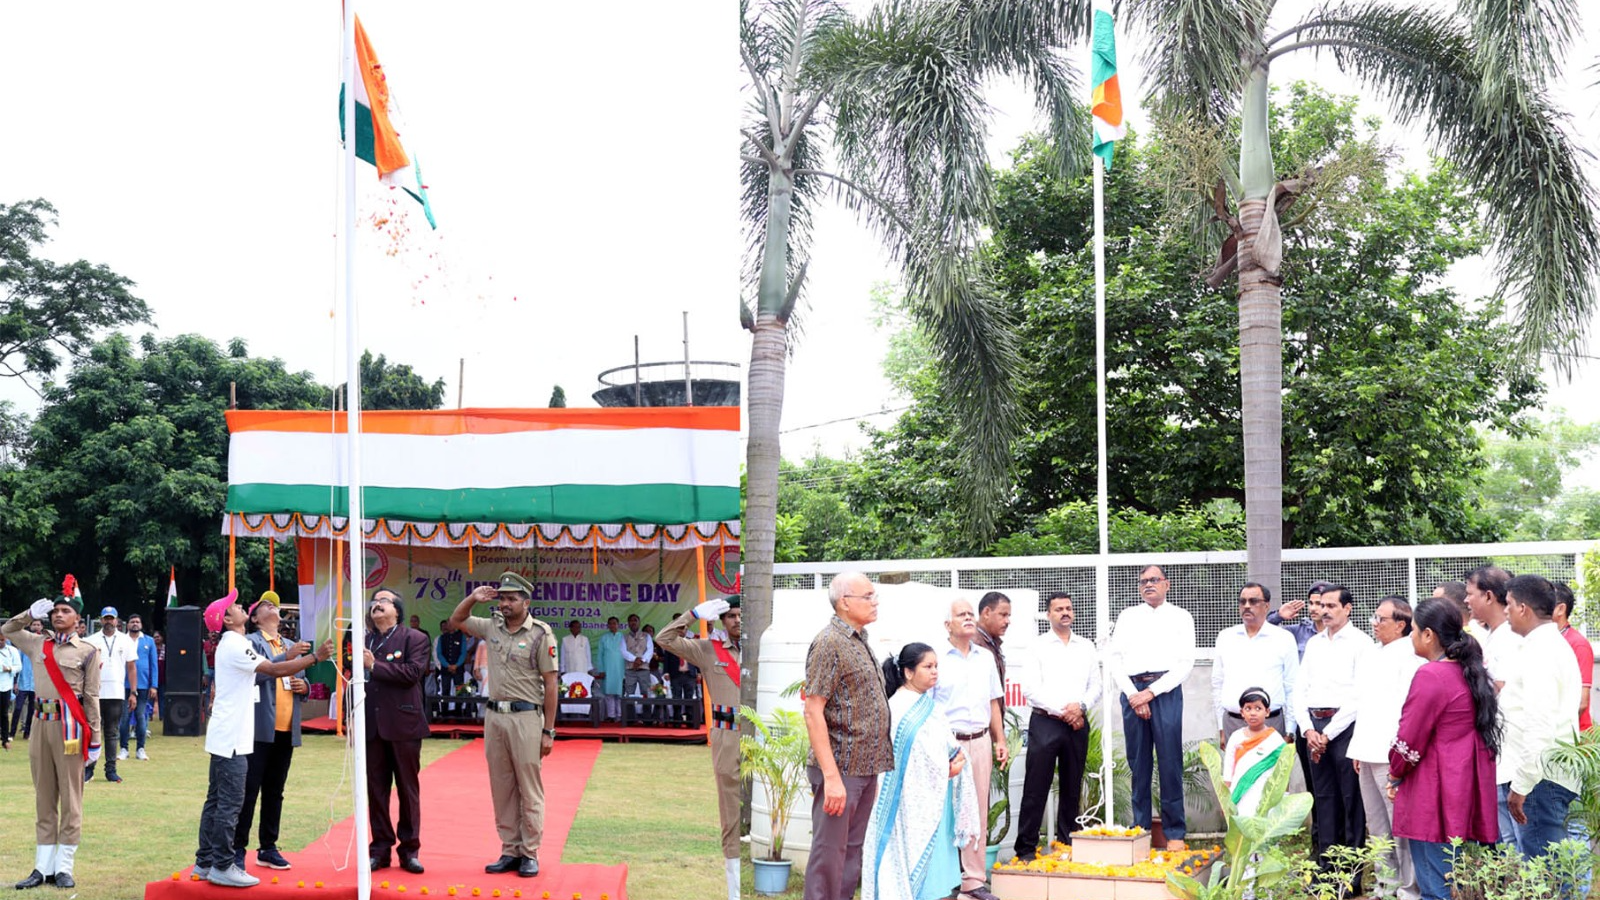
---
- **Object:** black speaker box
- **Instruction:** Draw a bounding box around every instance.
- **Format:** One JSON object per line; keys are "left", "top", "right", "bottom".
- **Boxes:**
{"left": 166, "top": 605, "right": 204, "bottom": 694}
{"left": 162, "top": 691, "right": 203, "bottom": 737}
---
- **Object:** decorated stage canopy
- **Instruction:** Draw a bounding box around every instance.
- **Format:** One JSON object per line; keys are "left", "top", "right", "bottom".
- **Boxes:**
{"left": 222, "top": 407, "right": 741, "bottom": 548}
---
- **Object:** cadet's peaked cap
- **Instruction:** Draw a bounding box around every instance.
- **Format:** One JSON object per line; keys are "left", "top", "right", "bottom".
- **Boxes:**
{"left": 495, "top": 572, "right": 534, "bottom": 596}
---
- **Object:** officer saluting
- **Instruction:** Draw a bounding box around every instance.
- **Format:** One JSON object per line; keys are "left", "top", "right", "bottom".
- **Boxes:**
{"left": 3, "top": 580, "right": 103, "bottom": 890}
{"left": 654, "top": 595, "right": 741, "bottom": 900}
{"left": 448, "top": 572, "right": 559, "bottom": 878}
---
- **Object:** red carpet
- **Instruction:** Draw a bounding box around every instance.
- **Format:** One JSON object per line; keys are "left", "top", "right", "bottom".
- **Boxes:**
{"left": 145, "top": 739, "right": 627, "bottom": 900}
{"left": 301, "top": 716, "right": 707, "bottom": 744}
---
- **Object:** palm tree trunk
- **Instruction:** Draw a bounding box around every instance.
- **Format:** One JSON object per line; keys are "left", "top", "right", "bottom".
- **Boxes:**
{"left": 742, "top": 166, "right": 795, "bottom": 711}
{"left": 1237, "top": 64, "right": 1284, "bottom": 602}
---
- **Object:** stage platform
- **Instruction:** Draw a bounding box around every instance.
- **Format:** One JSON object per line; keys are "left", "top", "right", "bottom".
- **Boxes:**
{"left": 145, "top": 739, "right": 627, "bottom": 900}
{"left": 301, "top": 716, "right": 708, "bottom": 744}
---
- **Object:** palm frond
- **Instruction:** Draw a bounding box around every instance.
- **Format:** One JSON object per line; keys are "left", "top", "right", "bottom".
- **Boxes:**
{"left": 1275, "top": 1, "right": 1600, "bottom": 372}
{"left": 1456, "top": 0, "right": 1581, "bottom": 115}
{"left": 1132, "top": 0, "right": 1272, "bottom": 125}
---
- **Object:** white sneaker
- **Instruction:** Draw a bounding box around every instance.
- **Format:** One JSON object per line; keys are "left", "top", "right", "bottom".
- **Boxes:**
{"left": 136, "top": 748, "right": 148, "bottom": 760}
{"left": 207, "top": 866, "right": 260, "bottom": 888}
{"left": 117, "top": 748, "right": 128, "bottom": 761}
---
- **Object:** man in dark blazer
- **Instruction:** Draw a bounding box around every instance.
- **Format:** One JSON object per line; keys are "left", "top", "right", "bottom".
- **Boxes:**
{"left": 362, "top": 588, "right": 432, "bottom": 874}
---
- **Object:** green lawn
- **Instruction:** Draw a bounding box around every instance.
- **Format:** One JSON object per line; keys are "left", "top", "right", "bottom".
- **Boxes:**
{"left": 0, "top": 730, "right": 718, "bottom": 900}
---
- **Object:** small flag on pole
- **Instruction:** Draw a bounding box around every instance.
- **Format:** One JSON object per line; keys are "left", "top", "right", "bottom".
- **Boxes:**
{"left": 1090, "top": 0, "right": 1125, "bottom": 170}
{"left": 340, "top": 15, "right": 437, "bottom": 228}
{"left": 167, "top": 566, "right": 178, "bottom": 608}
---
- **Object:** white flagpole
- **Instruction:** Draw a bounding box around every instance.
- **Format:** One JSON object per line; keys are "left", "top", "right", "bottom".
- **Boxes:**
{"left": 1093, "top": 152, "right": 1115, "bottom": 825}
{"left": 341, "top": 3, "right": 372, "bottom": 897}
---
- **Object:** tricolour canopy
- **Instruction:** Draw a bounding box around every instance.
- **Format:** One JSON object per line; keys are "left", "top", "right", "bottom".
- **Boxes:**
{"left": 223, "top": 407, "right": 740, "bottom": 546}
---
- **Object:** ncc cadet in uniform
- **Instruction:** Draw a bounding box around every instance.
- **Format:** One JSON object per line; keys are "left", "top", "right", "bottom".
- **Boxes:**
{"left": 4, "top": 587, "right": 103, "bottom": 890}
{"left": 654, "top": 595, "right": 742, "bottom": 900}
{"left": 449, "top": 572, "right": 559, "bottom": 878}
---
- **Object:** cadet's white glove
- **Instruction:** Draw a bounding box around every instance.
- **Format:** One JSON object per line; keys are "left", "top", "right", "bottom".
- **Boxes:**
{"left": 30, "top": 598, "right": 54, "bottom": 620}
{"left": 693, "top": 599, "right": 731, "bottom": 621}
{"left": 86, "top": 745, "right": 101, "bottom": 764}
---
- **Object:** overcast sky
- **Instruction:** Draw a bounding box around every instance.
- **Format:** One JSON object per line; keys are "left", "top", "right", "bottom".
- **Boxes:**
{"left": 0, "top": 2, "right": 740, "bottom": 414}
{"left": 776, "top": 1, "right": 1600, "bottom": 486}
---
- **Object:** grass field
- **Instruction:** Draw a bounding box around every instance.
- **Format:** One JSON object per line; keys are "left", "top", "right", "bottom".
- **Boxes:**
{"left": 0, "top": 730, "right": 719, "bottom": 900}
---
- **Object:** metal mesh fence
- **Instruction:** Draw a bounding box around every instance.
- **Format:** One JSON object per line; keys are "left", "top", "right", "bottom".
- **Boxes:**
{"left": 772, "top": 541, "right": 1597, "bottom": 650}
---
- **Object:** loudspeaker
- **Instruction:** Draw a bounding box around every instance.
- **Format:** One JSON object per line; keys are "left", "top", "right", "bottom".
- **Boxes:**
{"left": 163, "top": 692, "right": 203, "bottom": 737}
{"left": 166, "top": 605, "right": 204, "bottom": 694}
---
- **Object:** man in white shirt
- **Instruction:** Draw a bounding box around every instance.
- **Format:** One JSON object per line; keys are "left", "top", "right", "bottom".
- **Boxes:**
{"left": 1500, "top": 575, "right": 1581, "bottom": 860}
{"left": 1212, "top": 582, "right": 1298, "bottom": 743}
{"left": 1108, "top": 565, "right": 1195, "bottom": 850}
{"left": 932, "top": 597, "right": 1007, "bottom": 900}
{"left": 1014, "top": 592, "right": 1101, "bottom": 862}
{"left": 191, "top": 590, "right": 331, "bottom": 889}
{"left": 1349, "top": 596, "right": 1424, "bottom": 900}
{"left": 84, "top": 607, "right": 137, "bottom": 784}
{"left": 1466, "top": 564, "right": 1527, "bottom": 846}
{"left": 1294, "top": 585, "right": 1373, "bottom": 888}
{"left": 559, "top": 620, "right": 593, "bottom": 677}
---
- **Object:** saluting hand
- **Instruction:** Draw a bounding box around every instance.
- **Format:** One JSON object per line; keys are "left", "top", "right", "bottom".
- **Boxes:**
{"left": 470, "top": 585, "right": 499, "bottom": 604}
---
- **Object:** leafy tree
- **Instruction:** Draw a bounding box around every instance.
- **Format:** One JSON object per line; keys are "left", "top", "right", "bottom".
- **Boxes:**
{"left": 548, "top": 385, "right": 567, "bottom": 408}
{"left": 845, "top": 87, "right": 1539, "bottom": 553}
{"left": 1, "top": 334, "right": 328, "bottom": 618}
{"left": 0, "top": 199, "right": 151, "bottom": 385}
{"left": 739, "top": 0, "right": 1086, "bottom": 697}
{"left": 1131, "top": 0, "right": 1600, "bottom": 599}
{"left": 335, "top": 350, "right": 446, "bottom": 411}
{"left": 1478, "top": 413, "right": 1600, "bottom": 540}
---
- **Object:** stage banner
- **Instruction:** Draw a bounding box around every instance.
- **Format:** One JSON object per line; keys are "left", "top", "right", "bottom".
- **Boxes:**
{"left": 293, "top": 539, "right": 739, "bottom": 647}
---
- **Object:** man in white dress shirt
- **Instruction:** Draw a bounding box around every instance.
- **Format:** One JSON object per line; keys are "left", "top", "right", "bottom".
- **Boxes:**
{"left": 1466, "top": 564, "right": 1526, "bottom": 846}
{"left": 1014, "top": 592, "right": 1101, "bottom": 861}
{"left": 1108, "top": 565, "right": 1195, "bottom": 850}
{"left": 932, "top": 598, "right": 1007, "bottom": 900}
{"left": 1500, "top": 574, "right": 1582, "bottom": 861}
{"left": 559, "top": 620, "right": 592, "bottom": 677}
{"left": 1212, "top": 582, "right": 1298, "bottom": 744}
{"left": 1349, "top": 596, "right": 1423, "bottom": 900}
{"left": 1294, "top": 584, "right": 1373, "bottom": 889}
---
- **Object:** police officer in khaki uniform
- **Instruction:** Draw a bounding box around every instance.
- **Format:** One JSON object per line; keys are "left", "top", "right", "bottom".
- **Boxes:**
{"left": 4, "top": 593, "right": 103, "bottom": 890}
{"left": 449, "top": 572, "right": 559, "bottom": 878}
{"left": 655, "top": 595, "right": 742, "bottom": 900}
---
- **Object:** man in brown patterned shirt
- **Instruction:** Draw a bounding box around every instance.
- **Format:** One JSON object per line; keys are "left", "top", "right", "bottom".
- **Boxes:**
{"left": 801, "top": 571, "right": 893, "bottom": 900}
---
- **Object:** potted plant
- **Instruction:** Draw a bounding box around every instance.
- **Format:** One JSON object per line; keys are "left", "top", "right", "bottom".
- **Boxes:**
{"left": 1165, "top": 741, "right": 1312, "bottom": 900}
{"left": 985, "top": 710, "right": 1026, "bottom": 870}
{"left": 740, "top": 706, "right": 810, "bottom": 895}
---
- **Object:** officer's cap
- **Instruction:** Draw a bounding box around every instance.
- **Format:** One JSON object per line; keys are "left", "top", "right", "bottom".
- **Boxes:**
{"left": 495, "top": 571, "right": 534, "bottom": 596}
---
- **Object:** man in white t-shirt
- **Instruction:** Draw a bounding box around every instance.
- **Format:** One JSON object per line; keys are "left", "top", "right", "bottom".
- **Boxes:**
{"left": 84, "top": 607, "right": 137, "bottom": 784}
{"left": 192, "top": 591, "right": 331, "bottom": 889}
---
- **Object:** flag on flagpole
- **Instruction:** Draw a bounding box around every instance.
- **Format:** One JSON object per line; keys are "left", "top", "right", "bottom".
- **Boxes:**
{"left": 167, "top": 566, "right": 178, "bottom": 608}
{"left": 1090, "top": 0, "right": 1125, "bottom": 170}
{"left": 340, "top": 15, "right": 437, "bottom": 228}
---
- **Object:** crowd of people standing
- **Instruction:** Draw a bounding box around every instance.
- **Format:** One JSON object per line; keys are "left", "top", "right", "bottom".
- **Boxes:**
{"left": 797, "top": 565, "right": 1595, "bottom": 900}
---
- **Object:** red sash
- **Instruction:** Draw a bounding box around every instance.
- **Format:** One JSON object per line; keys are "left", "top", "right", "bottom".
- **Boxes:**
{"left": 41, "top": 640, "right": 92, "bottom": 760}
{"left": 711, "top": 640, "right": 740, "bottom": 689}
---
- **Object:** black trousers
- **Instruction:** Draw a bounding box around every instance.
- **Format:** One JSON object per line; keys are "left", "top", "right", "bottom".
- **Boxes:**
{"left": 1307, "top": 717, "right": 1365, "bottom": 877}
{"left": 1015, "top": 710, "right": 1089, "bottom": 857}
{"left": 0, "top": 690, "right": 11, "bottom": 743}
{"left": 367, "top": 737, "right": 423, "bottom": 857}
{"left": 236, "top": 731, "right": 296, "bottom": 852}
{"left": 92, "top": 697, "right": 125, "bottom": 776}
{"left": 9, "top": 690, "right": 33, "bottom": 739}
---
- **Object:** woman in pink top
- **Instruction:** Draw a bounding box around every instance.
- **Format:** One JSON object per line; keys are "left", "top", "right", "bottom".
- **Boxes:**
{"left": 1388, "top": 597, "right": 1501, "bottom": 900}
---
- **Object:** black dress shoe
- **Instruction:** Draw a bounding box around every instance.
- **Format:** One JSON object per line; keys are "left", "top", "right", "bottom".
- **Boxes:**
{"left": 517, "top": 857, "right": 539, "bottom": 878}
{"left": 51, "top": 873, "right": 73, "bottom": 890}
{"left": 484, "top": 856, "right": 520, "bottom": 874}
{"left": 369, "top": 856, "right": 390, "bottom": 871}
{"left": 15, "top": 869, "right": 46, "bottom": 889}
{"left": 399, "top": 857, "right": 424, "bottom": 875}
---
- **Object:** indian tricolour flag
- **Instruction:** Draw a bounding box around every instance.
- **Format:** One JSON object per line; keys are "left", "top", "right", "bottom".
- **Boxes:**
{"left": 1090, "top": 0, "right": 1125, "bottom": 170}
{"left": 340, "top": 15, "right": 437, "bottom": 228}
{"left": 224, "top": 408, "right": 741, "bottom": 526}
{"left": 167, "top": 567, "right": 178, "bottom": 608}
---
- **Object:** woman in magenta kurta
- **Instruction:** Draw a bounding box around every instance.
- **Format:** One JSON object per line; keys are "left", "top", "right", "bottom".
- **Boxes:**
{"left": 1388, "top": 598, "right": 1501, "bottom": 900}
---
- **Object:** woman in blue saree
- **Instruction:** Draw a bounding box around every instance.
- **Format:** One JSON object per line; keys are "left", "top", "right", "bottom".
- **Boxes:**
{"left": 863, "top": 642, "right": 981, "bottom": 900}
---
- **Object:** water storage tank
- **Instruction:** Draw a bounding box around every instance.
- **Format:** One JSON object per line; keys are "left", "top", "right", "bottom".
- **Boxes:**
{"left": 592, "top": 360, "right": 740, "bottom": 407}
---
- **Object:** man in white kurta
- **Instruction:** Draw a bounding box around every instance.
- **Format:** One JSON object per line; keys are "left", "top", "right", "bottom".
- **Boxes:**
{"left": 559, "top": 621, "right": 592, "bottom": 677}
{"left": 1348, "top": 596, "right": 1424, "bottom": 900}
